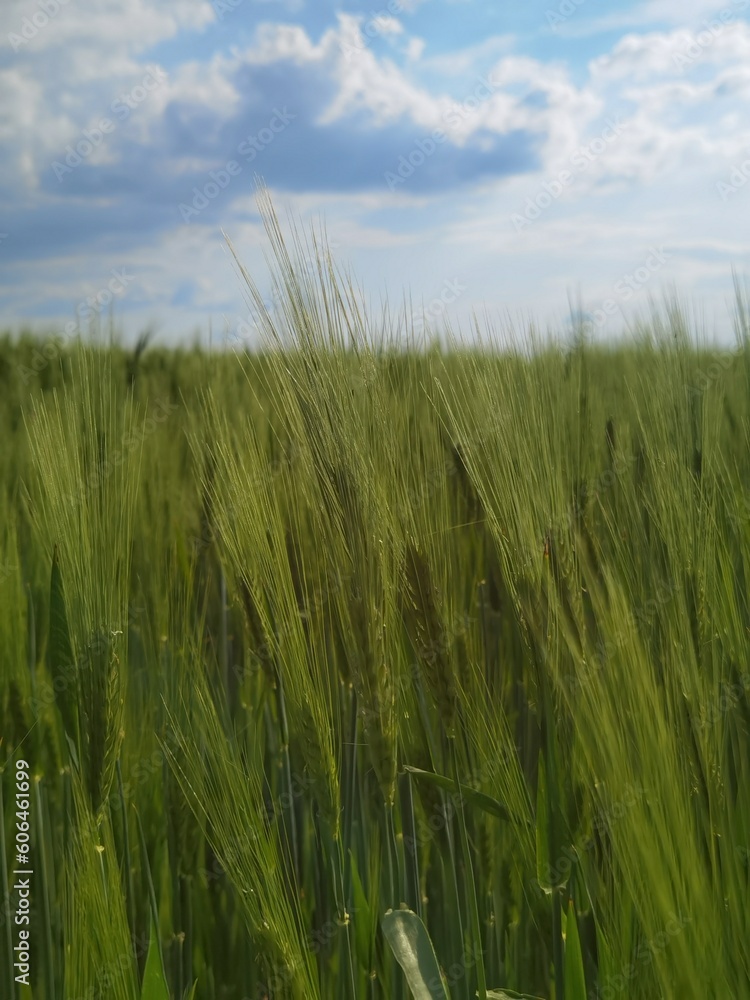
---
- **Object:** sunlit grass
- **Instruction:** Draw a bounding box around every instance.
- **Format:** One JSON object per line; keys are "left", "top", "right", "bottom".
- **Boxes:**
{"left": 0, "top": 196, "right": 749, "bottom": 999}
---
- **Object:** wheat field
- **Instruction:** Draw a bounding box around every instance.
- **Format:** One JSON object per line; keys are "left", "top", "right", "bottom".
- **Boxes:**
{"left": 1, "top": 199, "right": 749, "bottom": 1000}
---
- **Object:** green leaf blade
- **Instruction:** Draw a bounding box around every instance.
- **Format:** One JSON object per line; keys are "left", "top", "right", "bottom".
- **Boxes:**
{"left": 403, "top": 765, "right": 511, "bottom": 821}
{"left": 564, "top": 900, "right": 587, "bottom": 1000}
{"left": 535, "top": 751, "right": 551, "bottom": 894}
{"left": 48, "top": 545, "right": 77, "bottom": 738}
{"left": 140, "top": 915, "right": 170, "bottom": 1000}
{"left": 382, "top": 908, "right": 450, "bottom": 1000}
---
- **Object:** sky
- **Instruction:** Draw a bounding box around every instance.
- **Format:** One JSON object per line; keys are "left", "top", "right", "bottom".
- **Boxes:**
{"left": 1, "top": 0, "right": 749, "bottom": 346}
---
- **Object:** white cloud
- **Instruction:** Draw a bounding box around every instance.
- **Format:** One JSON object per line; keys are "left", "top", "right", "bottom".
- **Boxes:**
{"left": 418, "top": 34, "right": 515, "bottom": 75}
{"left": 2, "top": 0, "right": 214, "bottom": 54}
{"left": 590, "top": 22, "right": 750, "bottom": 80}
{"left": 3, "top": 1, "right": 749, "bottom": 341}
{"left": 244, "top": 17, "right": 597, "bottom": 156}
{"left": 163, "top": 54, "right": 242, "bottom": 120}
{"left": 555, "top": 0, "right": 750, "bottom": 38}
{"left": 405, "top": 37, "right": 426, "bottom": 61}
{"left": 0, "top": 0, "right": 218, "bottom": 191}
{"left": 246, "top": 20, "right": 326, "bottom": 64}
{"left": 372, "top": 16, "right": 404, "bottom": 37}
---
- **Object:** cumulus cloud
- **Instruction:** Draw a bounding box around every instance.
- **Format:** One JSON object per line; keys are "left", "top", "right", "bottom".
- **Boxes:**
{"left": 590, "top": 21, "right": 750, "bottom": 80}
{"left": 2, "top": 0, "right": 214, "bottom": 54}
{"left": 1, "top": 0, "right": 748, "bottom": 340}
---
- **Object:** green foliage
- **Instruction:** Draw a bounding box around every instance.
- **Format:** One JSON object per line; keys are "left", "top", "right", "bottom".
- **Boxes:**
{"left": 382, "top": 908, "right": 449, "bottom": 999}
{"left": 403, "top": 766, "right": 511, "bottom": 821}
{"left": 0, "top": 197, "right": 749, "bottom": 998}
{"left": 563, "top": 901, "right": 586, "bottom": 1000}
{"left": 140, "top": 917, "right": 170, "bottom": 1000}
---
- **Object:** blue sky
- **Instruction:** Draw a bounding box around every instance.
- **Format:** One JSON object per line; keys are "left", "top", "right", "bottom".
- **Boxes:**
{"left": 1, "top": 0, "right": 749, "bottom": 344}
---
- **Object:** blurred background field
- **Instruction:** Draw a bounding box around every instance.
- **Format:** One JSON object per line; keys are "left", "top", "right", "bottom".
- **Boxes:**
{"left": 1, "top": 210, "right": 750, "bottom": 1000}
